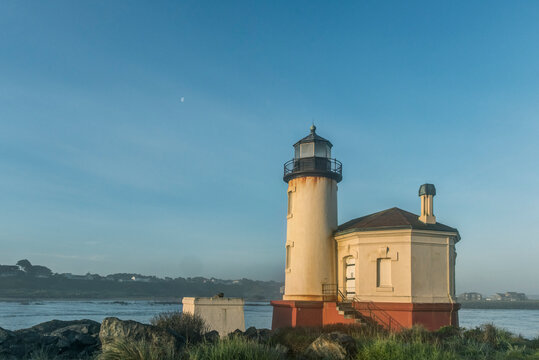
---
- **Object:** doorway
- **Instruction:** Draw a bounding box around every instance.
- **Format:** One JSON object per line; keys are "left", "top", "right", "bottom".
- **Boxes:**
{"left": 345, "top": 257, "right": 356, "bottom": 299}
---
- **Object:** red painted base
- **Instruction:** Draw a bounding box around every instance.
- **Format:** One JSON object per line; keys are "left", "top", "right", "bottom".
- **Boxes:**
{"left": 271, "top": 300, "right": 460, "bottom": 331}
{"left": 352, "top": 302, "right": 460, "bottom": 331}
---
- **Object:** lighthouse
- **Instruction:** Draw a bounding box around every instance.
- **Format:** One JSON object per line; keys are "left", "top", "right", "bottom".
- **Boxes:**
{"left": 271, "top": 126, "right": 461, "bottom": 331}
{"left": 282, "top": 125, "right": 342, "bottom": 301}
{"left": 271, "top": 126, "right": 344, "bottom": 328}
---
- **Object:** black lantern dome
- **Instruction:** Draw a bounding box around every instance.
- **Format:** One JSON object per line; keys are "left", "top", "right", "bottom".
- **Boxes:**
{"left": 283, "top": 126, "right": 342, "bottom": 183}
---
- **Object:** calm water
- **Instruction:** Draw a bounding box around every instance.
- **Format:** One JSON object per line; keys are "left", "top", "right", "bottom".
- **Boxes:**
{"left": 0, "top": 301, "right": 537, "bottom": 339}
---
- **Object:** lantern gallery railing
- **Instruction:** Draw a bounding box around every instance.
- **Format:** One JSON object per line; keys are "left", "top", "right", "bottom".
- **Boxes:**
{"left": 283, "top": 157, "right": 342, "bottom": 182}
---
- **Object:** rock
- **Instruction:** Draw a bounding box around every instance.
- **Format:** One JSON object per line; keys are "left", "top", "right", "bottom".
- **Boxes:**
{"left": 0, "top": 320, "right": 100, "bottom": 360}
{"left": 304, "top": 332, "right": 357, "bottom": 359}
{"left": 274, "top": 343, "right": 289, "bottom": 356}
{"left": 29, "top": 319, "right": 99, "bottom": 335}
{"left": 244, "top": 326, "right": 258, "bottom": 339}
{"left": 224, "top": 327, "right": 273, "bottom": 343}
{"left": 228, "top": 328, "right": 244, "bottom": 339}
{"left": 257, "top": 328, "right": 272, "bottom": 344}
{"left": 203, "top": 330, "right": 220, "bottom": 343}
{"left": 241, "top": 327, "right": 272, "bottom": 343}
{"left": 0, "top": 327, "right": 13, "bottom": 343}
{"left": 99, "top": 317, "right": 183, "bottom": 351}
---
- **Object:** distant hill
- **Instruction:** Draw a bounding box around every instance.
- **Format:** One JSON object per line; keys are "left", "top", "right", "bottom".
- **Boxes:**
{"left": 0, "top": 260, "right": 282, "bottom": 300}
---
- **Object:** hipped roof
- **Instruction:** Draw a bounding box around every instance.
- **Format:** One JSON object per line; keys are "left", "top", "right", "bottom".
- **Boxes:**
{"left": 337, "top": 207, "right": 460, "bottom": 239}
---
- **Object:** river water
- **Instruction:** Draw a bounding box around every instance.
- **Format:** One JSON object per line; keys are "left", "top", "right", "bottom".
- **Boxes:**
{"left": 0, "top": 301, "right": 537, "bottom": 339}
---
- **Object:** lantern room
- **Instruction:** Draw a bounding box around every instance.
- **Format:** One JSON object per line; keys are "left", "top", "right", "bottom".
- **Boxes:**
{"left": 283, "top": 125, "right": 342, "bottom": 183}
{"left": 294, "top": 125, "right": 332, "bottom": 159}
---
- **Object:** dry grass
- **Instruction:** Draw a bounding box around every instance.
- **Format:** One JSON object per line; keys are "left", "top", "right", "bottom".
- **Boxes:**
{"left": 150, "top": 311, "right": 209, "bottom": 344}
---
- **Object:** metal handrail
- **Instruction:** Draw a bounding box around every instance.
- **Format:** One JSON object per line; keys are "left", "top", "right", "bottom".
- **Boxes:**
{"left": 349, "top": 297, "right": 405, "bottom": 331}
{"left": 322, "top": 283, "right": 339, "bottom": 302}
{"left": 283, "top": 157, "right": 342, "bottom": 177}
{"left": 322, "top": 284, "right": 405, "bottom": 331}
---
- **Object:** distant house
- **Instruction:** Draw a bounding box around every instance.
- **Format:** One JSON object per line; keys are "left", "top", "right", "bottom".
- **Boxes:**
{"left": 458, "top": 292, "right": 483, "bottom": 301}
{"left": 491, "top": 292, "right": 527, "bottom": 301}
{"left": 62, "top": 273, "right": 100, "bottom": 281}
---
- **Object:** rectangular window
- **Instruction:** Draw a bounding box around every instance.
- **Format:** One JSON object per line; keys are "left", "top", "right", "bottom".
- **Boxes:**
{"left": 377, "top": 258, "right": 391, "bottom": 287}
{"left": 287, "top": 191, "right": 293, "bottom": 216}
{"left": 286, "top": 245, "right": 291, "bottom": 269}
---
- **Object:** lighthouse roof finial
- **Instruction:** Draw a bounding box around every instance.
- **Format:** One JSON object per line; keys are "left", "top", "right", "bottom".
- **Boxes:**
{"left": 294, "top": 124, "right": 332, "bottom": 147}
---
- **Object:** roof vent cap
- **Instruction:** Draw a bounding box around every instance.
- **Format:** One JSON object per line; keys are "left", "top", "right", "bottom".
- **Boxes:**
{"left": 419, "top": 183, "right": 436, "bottom": 197}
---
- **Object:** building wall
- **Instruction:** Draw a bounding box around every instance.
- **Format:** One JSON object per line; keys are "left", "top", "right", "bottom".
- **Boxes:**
{"left": 411, "top": 232, "right": 457, "bottom": 303}
{"left": 182, "top": 297, "right": 245, "bottom": 337}
{"left": 336, "top": 229, "right": 412, "bottom": 303}
{"left": 284, "top": 176, "right": 337, "bottom": 301}
{"left": 335, "top": 229, "right": 458, "bottom": 304}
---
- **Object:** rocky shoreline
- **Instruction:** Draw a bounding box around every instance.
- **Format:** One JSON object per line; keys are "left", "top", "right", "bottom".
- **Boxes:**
{"left": 0, "top": 317, "right": 272, "bottom": 360}
{"left": 2, "top": 317, "right": 537, "bottom": 360}
{"left": 0, "top": 319, "right": 100, "bottom": 359}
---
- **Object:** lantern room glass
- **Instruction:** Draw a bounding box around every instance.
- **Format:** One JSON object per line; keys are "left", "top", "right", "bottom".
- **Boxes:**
{"left": 315, "top": 143, "right": 331, "bottom": 158}
{"left": 294, "top": 141, "right": 331, "bottom": 159}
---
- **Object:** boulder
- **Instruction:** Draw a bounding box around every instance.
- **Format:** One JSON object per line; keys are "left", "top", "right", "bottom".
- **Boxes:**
{"left": 304, "top": 332, "right": 357, "bottom": 360}
{"left": 29, "top": 319, "right": 99, "bottom": 335}
{"left": 228, "top": 328, "right": 245, "bottom": 339}
{"left": 241, "top": 327, "right": 272, "bottom": 343}
{"left": 244, "top": 326, "right": 258, "bottom": 338}
{"left": 99, "top": 317, "right": 183, "bottom": 351}
{"left": 203, "top": 330, "right": 220, "bottom": 343}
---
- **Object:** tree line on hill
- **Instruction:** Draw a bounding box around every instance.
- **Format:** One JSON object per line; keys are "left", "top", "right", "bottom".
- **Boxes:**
{"left": 0, "top": 259, "right": 282, "bottom": 300}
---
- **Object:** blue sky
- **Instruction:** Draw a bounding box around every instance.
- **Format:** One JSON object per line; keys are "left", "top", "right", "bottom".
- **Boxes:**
{"left": 1, "top": 1, "right": 538, "bottom": 295}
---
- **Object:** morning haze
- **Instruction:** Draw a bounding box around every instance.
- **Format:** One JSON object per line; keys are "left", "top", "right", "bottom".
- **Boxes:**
{"left": 1, "top": 1, "right": 538, "bottom": 296}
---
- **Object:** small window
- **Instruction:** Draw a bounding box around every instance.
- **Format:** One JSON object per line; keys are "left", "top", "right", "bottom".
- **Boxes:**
{"left": 286, "top": 245, "right": 291, "bottom": 269}
{"left": 287, "top": 191, "right": 293, "bottom": 216}
{"left": 377, "top": 258, "right": 391, "bottom": 287}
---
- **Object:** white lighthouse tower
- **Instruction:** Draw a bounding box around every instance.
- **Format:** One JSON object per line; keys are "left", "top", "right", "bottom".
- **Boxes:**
{"left": 282, "top": 125, "right": 342, "bottom": 301}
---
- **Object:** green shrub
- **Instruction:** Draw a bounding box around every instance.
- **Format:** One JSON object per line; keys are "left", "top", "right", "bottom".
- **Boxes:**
{"left": 397, "top": 325, "right": 433, "bottom": 344}
{"left": 151, "top": 311, "right": 208, "bottom": 344}
{"left": 187, "top": 337, "right": 286, "bottom": 360}
{"left": 322, "top": 323, "right": 387, "bottom": 338}
{"left": 25, "top": 346, "right": 55, "bottom": 360}
{"left": 434, "top": 326, "right": 462, "bottom": 341}
{"left": 356, "top": 338, "right": 458, "bottom": 360}
{"left": 529, "top": 336, "right": 539, "bottom": 350}
{"left": 270, "top": 323, "right": 385, "bottom": 356}
{"left": 270, "top": 326, "right": 322, "bottom": 355}
{"left": 97, "top": 339, "right": 176, "bottom": 360}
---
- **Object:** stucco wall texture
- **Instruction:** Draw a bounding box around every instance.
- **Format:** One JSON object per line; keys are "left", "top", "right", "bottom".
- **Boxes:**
{"left": 284, "top": 176, "right": 337, "bottom": 301}
{"left": 182, "top": 297, "right": 245, "bottom": 337}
